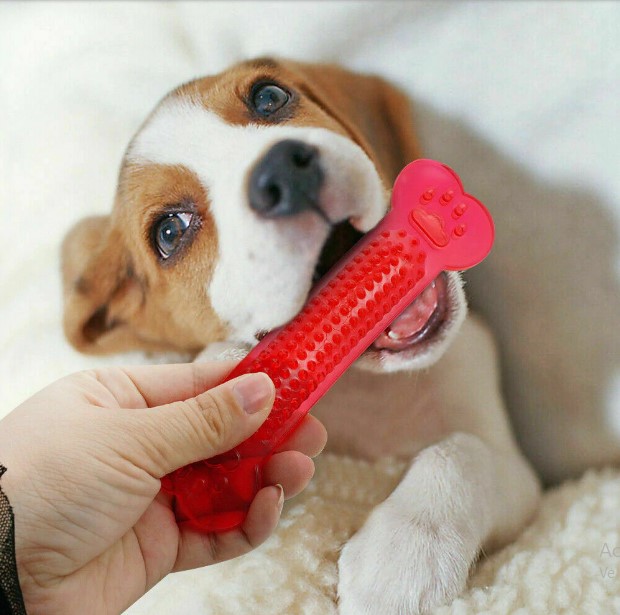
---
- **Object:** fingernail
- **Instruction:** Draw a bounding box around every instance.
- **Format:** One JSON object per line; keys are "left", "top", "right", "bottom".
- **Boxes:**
{"left": 233, "top": 373, "right": 274, "bottom": 414}
{"left": 275, "top": 484, "right": 284, "bottom": 511}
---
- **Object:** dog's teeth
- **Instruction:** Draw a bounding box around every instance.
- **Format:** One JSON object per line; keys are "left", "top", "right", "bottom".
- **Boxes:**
{"left": 255, "top": 329, "right": 270, "bottom": 341}
{"left": 387, "top": 329, "right": 403, "bottom": 340}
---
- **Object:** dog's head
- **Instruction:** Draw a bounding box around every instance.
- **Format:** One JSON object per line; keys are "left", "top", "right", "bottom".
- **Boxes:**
{"left": 62, "top": 58, "right": 466, "bottom": 371}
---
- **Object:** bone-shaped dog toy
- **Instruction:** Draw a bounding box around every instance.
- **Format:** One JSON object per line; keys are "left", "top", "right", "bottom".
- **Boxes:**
{"left": 161, "top": 159, "right": 495, "bottom": 532}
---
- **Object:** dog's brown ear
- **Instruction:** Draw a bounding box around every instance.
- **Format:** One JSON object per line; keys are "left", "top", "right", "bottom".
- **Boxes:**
{"left": 61, "top": 216, "right": 145, "bottom": 354}
{"left": 287, "top": 60, "right": 421, "bottom": 184}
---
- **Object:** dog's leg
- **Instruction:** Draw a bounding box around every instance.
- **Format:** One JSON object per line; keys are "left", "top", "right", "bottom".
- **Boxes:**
{"left": 337, "top": 432, "right": 540, "bottom": 614}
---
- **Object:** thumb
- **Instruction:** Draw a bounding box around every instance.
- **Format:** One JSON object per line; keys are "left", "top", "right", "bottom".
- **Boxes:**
{"left": 127, "top": 372, "right": 275, "bottom": 477}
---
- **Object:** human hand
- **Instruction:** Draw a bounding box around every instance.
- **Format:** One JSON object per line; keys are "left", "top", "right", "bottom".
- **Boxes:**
{"left": 0, "top": 361, "right": 326, "bottom": 615}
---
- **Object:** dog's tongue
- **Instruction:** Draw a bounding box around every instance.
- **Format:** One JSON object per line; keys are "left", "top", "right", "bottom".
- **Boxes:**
{"left": 372, "top": 280, "right": 439, "bottom": 350}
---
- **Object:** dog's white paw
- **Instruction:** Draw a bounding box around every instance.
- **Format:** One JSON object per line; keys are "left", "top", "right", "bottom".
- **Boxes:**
{"left": 337, "top": 500, "right": 478, "bottom": 615}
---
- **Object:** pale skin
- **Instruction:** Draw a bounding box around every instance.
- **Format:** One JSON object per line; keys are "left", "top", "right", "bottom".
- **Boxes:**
{"left": 0, "top": 361, "right": 327, "bottom": 615}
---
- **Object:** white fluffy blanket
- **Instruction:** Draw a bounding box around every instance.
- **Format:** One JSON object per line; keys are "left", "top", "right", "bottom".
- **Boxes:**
{"left": 128, "top": 455, "right": 620, "bottom": 614}
{"left": 1, "top": 2, "right": 619, "bottom": 613}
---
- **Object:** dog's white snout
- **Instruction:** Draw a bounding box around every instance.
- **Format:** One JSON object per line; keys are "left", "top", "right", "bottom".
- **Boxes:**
{"left": 299, "top": 131, "right": 388, "bottom": 233}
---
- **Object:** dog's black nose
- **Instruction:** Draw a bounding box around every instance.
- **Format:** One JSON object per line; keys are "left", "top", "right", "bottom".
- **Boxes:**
{"left": 248, "top": 139, "right": 324, "bottom": 218}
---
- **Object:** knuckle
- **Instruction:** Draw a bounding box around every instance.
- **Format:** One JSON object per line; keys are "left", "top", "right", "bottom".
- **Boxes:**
{"left": 182, "top": 392, "right": 233, "bottom": 449}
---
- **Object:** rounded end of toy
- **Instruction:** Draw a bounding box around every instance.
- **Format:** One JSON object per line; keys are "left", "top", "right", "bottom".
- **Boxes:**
{"left": 391, "top": 159, "right": 495, "bottom": 271}
{"left": 162, "top": 454, "right": 263, "bottom": 532}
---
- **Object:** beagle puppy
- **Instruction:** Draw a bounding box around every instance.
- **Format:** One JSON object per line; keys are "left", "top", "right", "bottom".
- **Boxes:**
{"left": 61, "top": 58, "right": 541, "bottom": 614}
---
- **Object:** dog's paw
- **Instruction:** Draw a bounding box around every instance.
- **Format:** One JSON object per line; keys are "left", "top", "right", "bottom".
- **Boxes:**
{"left": 337, "top": 501, "right": 478, "bottom": 615}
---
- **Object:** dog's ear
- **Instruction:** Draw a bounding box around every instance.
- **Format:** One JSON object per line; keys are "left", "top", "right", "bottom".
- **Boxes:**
{"left": 61, "top": 216, "right": 145, "bottom": 354}
{"left": 288, "top": 61, "right": 421, "bottom": 184}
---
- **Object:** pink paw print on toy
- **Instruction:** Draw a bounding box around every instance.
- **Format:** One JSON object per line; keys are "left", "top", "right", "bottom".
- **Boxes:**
{"left": 391, "top": 159, "right": 494, "bottom": 270}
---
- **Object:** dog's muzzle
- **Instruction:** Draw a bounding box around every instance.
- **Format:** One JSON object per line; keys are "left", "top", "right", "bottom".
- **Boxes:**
{"left": 248, "top": 139, "right": 325, "bottom": 218}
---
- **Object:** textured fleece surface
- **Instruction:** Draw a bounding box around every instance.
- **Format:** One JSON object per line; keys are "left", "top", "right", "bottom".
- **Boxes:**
{"left": 127, "top": 455, "right": 620, "bottom": 614}
{"left": 1, "top": 2, "right": 619, "bottom": 613}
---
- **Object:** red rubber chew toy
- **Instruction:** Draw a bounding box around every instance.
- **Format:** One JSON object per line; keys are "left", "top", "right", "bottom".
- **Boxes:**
{"left": 161, "top": 159, "right": 495, "bottom": 532}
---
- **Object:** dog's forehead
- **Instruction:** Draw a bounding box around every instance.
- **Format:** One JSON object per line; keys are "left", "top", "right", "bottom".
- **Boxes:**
{"left": 126, "top": 64, "right": 271, "bottom": 179}
{"left": 137, "top": 57, "right": 296, "bottom": 142}
{"left": 126, "top": 59, "right": 348, "bottom": 172}
{"left": 171, "top": 57, "right": 284, "bottom": 117}
{"left": 127, "top": 96, "right": 256, "bottom": 172}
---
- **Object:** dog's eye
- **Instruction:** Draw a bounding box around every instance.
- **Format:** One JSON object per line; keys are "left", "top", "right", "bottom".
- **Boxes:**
{"left": 251, "top": 83, "right": 290, "bottom": 116}
{"left": 153, "top": 212, "right": 193, "bottom": 259}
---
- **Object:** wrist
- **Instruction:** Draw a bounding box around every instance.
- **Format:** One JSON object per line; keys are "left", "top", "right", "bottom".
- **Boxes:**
{"left": 0, "top": 463, "right": 27, "bottom": 615}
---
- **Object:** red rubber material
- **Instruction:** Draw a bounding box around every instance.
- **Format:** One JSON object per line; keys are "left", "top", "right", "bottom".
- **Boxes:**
{"left": 160, "top": 159, "right": 495, "bottom": 531}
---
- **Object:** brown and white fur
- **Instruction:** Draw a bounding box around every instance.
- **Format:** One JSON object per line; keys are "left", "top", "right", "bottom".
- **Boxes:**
{"left": 61, "top": 58, "right": 541, "bottom": 614}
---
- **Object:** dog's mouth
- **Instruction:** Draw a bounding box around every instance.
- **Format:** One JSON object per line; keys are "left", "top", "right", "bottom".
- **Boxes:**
{"left": 311, "top": 220, "right": 448, "bottom": 354}
{"left": 255, "top": 219, "right": 450, "bottom": 353}
{"left": 311, "top": 219, "right": 365, "bottom": 284}
{"left": 370, "top": 273, "right": 447, "bottom": 352}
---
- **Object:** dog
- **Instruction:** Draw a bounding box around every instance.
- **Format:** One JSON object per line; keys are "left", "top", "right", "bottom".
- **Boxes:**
{"left": 60, "top": 57, "right": 541, "bottom": 614}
